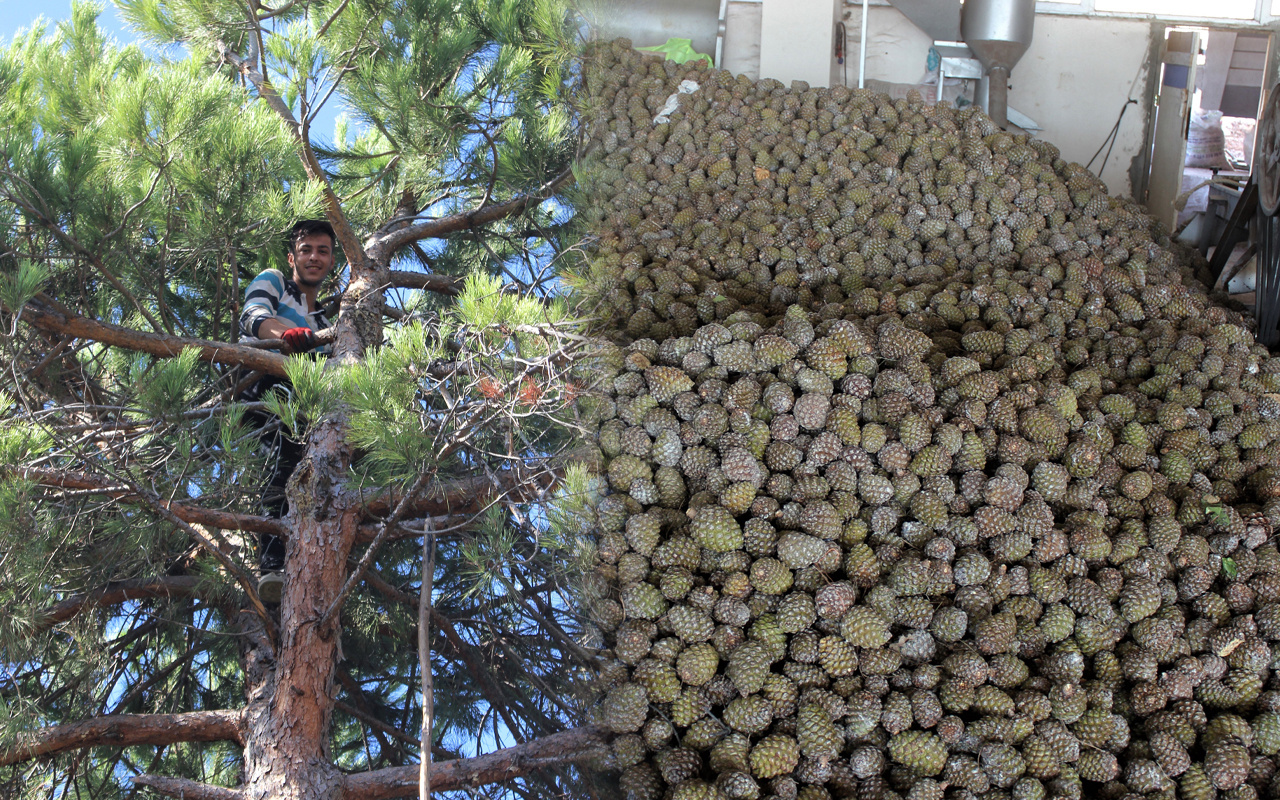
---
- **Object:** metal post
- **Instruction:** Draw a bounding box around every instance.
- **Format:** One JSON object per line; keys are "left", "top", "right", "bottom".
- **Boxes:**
{"left": 859, "top": 0, "right": 868, "bottom": 89}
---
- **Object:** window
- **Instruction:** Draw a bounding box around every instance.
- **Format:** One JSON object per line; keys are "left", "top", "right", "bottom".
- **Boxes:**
{"left": 1096, "top": 0, "right": 1254, "bottom": 17}
{"left": 1038, "top": 0, "right": 1268, "bottom": 22}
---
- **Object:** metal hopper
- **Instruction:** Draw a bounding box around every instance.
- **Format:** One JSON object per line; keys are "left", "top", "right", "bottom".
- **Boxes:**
{"left": 961, "top": 0, "right": 1035, "bottom": 129}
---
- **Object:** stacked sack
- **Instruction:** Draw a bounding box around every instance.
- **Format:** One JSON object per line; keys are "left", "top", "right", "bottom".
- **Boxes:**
{"left": 578, "top": 39, "right": 1280, "bottom": 800}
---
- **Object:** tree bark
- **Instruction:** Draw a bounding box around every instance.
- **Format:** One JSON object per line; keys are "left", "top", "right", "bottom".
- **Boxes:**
{"left": 238, "top": 417, "right": 357, "bottom": 800}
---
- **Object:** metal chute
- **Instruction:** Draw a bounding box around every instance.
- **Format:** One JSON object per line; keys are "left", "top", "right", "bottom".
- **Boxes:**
{"left": 960, "top": 0, "right": 1035, "bottom": 129}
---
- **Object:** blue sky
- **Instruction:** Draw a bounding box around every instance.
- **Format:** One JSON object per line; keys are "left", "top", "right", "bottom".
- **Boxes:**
{"left": 0, "top": 0, "right": 129, "bottom": 42}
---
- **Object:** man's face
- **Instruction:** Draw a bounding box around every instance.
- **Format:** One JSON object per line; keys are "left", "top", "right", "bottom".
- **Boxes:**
{"left": 288, "top": 232, "right": 335, "bottom": 289}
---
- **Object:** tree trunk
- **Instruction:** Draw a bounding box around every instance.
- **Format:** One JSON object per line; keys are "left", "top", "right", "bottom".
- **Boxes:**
{"left": 238, "top": 418, "right": 356, "bottom": 799}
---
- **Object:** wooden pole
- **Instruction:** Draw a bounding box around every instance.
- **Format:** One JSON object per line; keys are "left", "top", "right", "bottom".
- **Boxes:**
{"left": 419, "top": 523, "right": 437, "bottom": 799}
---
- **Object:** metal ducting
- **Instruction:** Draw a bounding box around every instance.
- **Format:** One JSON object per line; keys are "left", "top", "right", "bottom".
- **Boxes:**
{"left": 590, "top": 0, "right": 726, "bottom": 68}
{"left": 886, "top": 0, "right": 960, "bottom": 44}
{"left": 961, "top": 0, "right": 1035, "bottom": 129}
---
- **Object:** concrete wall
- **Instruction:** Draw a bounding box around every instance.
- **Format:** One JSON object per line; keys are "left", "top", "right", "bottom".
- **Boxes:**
{"left": 721, "top": 3, "right": 1154, "bottom": 198}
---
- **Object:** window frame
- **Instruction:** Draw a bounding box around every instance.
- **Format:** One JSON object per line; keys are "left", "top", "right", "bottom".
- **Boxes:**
{"left": 1033, "top": 0, "right": 1275, "bottom": 25}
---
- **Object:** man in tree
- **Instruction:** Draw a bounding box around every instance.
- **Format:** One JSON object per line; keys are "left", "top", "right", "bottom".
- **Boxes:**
{"left": 0, "top": 2, "right": 605, "bottom": 798}
{"left": 240, "top": 219, "right": 337, "bottom": 358}
{"left": 239, "top": 219, "right": 338, "bottom": 603}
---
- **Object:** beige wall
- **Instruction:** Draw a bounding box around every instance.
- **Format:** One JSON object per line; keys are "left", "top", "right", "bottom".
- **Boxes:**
{"left": 1010, "top": 15, "right": 1151, "bottom": 198}
{"left": 722, "top": 3, "right": 1154, "bottom": 198}
{"left": 760, "top": 0, "right": 845, "bottom": 88}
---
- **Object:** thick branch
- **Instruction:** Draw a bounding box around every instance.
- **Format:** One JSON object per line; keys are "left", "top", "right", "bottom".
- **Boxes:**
{"left": 367, "top": 168, "right": 575, "bottom": 262}
{"left": 358, "top": 470, "right": 554, "bottom": 519}
{"left": 359, "top": 446, "right": 598, "bottom": 522}
{"left": 342, "top": 726, "right": 609, "bottom": 799}
{"left": 33, "top": 576, "right": 207, "bottom": 635}
{"left": 389, "top": 271, "right": 461, "bottom": 296}
{"left": 130, "top": 775, "right": 243, "bottom": 800}
{"left": 0, "top": 710, "right": 244, "bottom": 767}
{"left": 18, "top": 298, "right": 289, "bottom": 376}
{"left": 14, "top": 467, "right": 288, "bottom": 538}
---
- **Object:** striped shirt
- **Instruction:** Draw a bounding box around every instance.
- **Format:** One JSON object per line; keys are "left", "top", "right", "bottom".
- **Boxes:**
{"left": 239, "top": 269, "right": 332, "bottom": 354}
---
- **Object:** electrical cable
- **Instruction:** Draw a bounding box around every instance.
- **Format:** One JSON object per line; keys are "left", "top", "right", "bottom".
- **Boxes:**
{"left": 1086, "top": 98, "right": 1138, "bottom": 178}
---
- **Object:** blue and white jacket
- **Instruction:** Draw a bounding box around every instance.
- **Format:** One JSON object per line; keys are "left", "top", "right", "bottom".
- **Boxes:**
{"left": 238, "top": 269, "right": 332, "bottom": 401}
{"left": 239, "top": 268, "right": 332, "bottom": 352}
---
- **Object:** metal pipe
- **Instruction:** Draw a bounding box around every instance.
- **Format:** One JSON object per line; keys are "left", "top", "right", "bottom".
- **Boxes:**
{"left": 987, "top": 65, "right": 1009, "bottom": 129}
{"left": 859, "top": 0, "right": 868, "bottom": 89}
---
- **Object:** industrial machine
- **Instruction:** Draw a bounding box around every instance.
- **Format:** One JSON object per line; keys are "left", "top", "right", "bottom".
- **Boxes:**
{"left": 1251, "top": 84, "right": 1280, "bottom": 345}
{"left": 590, "top": 0, "right": 727, "bottom": 68}
{"left": 960, "top": 0, "right": 1036, "bottom": 130}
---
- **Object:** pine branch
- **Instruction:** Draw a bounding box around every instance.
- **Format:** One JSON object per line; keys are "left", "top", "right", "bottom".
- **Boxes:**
{"left": 15, "top": 296, "right": 290, "bottom": 376}
{"left": 321, "top": 473, "right": 433, "bottom": 631}
{"left": 340, "top": 726, "right": 610, "bottom": 799}
{"left": 213, "top": 40, "right": 364, "bottom": 270}
{"left": 357, "top": 568, "right": 537, "bottom": 740}
{"left": 428, "top": 607, "right": 526, "bottom": 743}
{"left": 30, "top": 576, "right": 209, "bottom": 636}
{"left": 0, "top": 168, "right": 167, "bottom": 333}
{"left": 129, "top": 775, "right": 243, "bottom": 800}
{"left": 389, "top": 271, "right": 461, "bottom": 296}
{"left": 356, "top": 446, "right": 597, "bottom": 519}
{"left": 12, "top": 465, "right": 279, "bottom": 641}
{"left": 0, "top": 711, "right": 244, "bottom": 767}
{"left": 366, "top": 168, "right": 575, "bottom": 263}
{"left": 335, "top": 670, "right": 425, "bottom": 753}
{"left": 13, "top": 467, "right": 287, "bottom": 537}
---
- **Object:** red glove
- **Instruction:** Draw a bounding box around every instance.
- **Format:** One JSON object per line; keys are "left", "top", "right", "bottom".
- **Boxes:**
{"left": 280, "top": 327, "right": 318, "bottom": 354}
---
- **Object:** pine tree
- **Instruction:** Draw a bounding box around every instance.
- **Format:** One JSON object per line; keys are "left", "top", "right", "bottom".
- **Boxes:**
{"left": 0, "top": 2, "right": 604, "bottom": 798}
